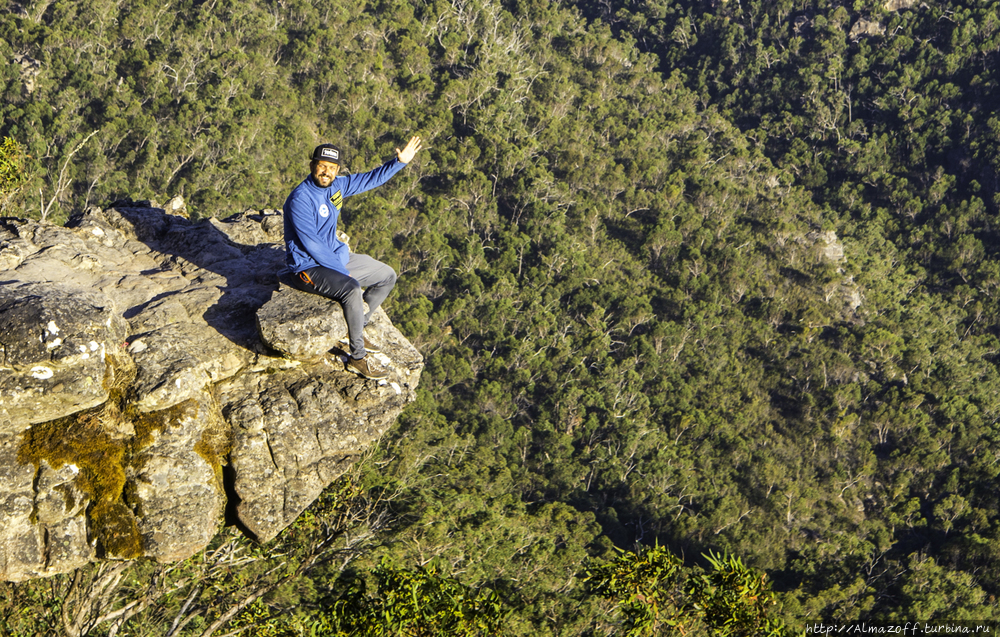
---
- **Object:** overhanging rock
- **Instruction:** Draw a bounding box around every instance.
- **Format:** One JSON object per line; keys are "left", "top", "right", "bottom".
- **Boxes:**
{"left": 0, "top": 203, "right": 422, "bottom": 581}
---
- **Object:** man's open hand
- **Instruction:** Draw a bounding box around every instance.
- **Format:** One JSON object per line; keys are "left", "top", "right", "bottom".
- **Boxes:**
{"left": 396, "top": 135, "right": 423, "bottom": 164}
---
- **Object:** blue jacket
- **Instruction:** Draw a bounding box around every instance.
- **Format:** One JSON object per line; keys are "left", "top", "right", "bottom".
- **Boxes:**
{"left": 282, "top": 158, "right": 407, "bottom": 275}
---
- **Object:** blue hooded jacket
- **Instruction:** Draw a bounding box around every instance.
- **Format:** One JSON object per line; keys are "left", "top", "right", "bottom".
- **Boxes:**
{"left": 282, "top": 157, "right": 407, "bottom": 275}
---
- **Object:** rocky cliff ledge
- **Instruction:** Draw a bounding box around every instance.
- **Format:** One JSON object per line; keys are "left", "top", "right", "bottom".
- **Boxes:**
{"left": 0, "top": 201, "right": 422, "bottom": 582}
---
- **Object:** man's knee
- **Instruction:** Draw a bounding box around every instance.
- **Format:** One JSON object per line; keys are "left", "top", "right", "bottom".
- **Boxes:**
{"left": 344, "top": 278, "right": 363, "bottom": 303}
{"left": 304, "top": 267, "right": 362, "bottom": 303}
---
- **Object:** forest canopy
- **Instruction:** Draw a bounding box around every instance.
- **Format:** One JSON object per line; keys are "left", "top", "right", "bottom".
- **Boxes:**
{"left": 2, "top": 0, "right": 1000, "bottom": 633}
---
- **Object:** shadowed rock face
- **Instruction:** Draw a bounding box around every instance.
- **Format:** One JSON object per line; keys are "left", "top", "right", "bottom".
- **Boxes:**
{"left": 0, "top": 202, "right": 422, "bottom": 581}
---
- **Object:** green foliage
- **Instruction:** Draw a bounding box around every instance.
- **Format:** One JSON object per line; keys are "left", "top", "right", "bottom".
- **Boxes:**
{"left": 586, "top": 545, "right": 795, "bottom": 636}
{"left": 323, "top": 560, "right": 510, "bottom": 636}
{"left": 585, "top": 544, "right": 686, "bottom": 635}
{"left": 0, "top": 135, "right": 29, "bottom": 212}
{"left": 689, "top": 552, "right": 795, "bottom": 637}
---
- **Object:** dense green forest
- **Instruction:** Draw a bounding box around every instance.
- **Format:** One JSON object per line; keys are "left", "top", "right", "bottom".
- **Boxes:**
{"left": 2, "top": 0, "right": 1000, "bottom": 633}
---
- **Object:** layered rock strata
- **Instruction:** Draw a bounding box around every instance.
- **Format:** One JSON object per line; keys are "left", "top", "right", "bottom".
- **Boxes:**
{"left": 0, "top": 202, "right": 421, "bottom": 581}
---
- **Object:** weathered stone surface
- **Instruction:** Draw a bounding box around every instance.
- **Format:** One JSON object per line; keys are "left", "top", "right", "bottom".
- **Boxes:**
{"left": 256, "top": 284, "right": 352, "bottom": 359}
{"left": 0, "top": 435, "right": 94, "bottom": 582}
{"left": 0, "top": 218, "right": 39, "bottom": 270}
{"left": 132, "top": 392, "right": 227, "bottom": 562}
{"left": 806, "top": 230, "right": 862, "bottom": 313}
{"left": 130, "top": 321, "right": 249, "bottom": 412}
{"left": 0, "top": 203, "right": 422, "bottom": 581}
{"left": 257, "top": 285, "right": 424, "bottom": 371}
{"left": 220, "top": 315, "right": 421, "bottom": 541}
{"left": 0, "top": 281, "right": 127, "bottom": 433}
{"left": 13, "top": 53, "right": 41, "bottom": 95}
{"left": 841, "top": 276, "right": 863, "bottom": 312}
{"left": 849, "top": 18, "right": 885, "bottom": 39}
{"left": 808, "top": 230, "right": 845, "bottom": 264}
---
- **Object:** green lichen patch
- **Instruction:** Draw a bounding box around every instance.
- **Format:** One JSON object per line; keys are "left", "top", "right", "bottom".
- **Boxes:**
{"left": 17, "top": 352, "right": 144, "bottom": 558}
{"left": 53, "top": 482, "right": 78, "bottom": 514}
{"left": 104, "top": 352, "right": 137, "bottom": 405}
{"left": 18, "top": 412, "right": 126, "bottom": 503}
{"left": 194, "top": 410, "right": 232, "bottom": 493}
{"left": 132, "top": 402, "right": 181, "bottom": 449}
{"left": 90, "top": 500, "right": 143, "bottom": 559}
{"left": 100, "top": 352, "right": 140, "bottom": 439}
{"left": 18, "top": 410, "right": 136, "bottom": 556}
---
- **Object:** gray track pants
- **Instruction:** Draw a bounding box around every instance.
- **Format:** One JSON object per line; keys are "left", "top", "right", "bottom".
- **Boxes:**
{"left": 294, "top": 254, "right": 397, "bottom": 359}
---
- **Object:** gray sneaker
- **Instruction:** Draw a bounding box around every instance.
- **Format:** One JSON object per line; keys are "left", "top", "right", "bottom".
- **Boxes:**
{"left": 338, "top": 334, "right": 382, "bottom": 354}
{"left": 345, "top": 355, "right": 388, "bottom": 380}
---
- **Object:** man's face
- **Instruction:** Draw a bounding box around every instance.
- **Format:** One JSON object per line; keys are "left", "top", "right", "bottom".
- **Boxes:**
{"left": 311, "top": 160, "right": 340, "bottom": 187}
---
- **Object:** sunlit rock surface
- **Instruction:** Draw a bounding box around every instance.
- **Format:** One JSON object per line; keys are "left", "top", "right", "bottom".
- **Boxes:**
{"left": 0, "top": 202, "right": 422, "bottom": 581}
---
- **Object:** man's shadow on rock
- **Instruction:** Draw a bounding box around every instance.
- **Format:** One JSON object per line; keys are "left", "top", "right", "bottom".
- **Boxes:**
{"left": 70, "top": 202, "right": 292, "bottom": 354}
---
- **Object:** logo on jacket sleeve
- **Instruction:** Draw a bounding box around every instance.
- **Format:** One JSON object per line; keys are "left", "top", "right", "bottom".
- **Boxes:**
{"left": 319, "top": 204, "right": 330, "bottom": 218}
{"left": 330, "top": 190, "right": 343, "bottom": 209}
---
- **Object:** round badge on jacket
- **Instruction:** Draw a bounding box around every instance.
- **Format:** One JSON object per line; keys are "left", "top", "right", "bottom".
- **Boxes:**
{"left": 319, "top": 204, "right": 330, "bottom": 218}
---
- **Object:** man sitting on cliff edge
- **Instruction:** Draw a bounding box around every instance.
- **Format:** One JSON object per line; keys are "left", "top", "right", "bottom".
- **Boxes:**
{"left": 282, "top": 136, "right": 423, "bottom": 380}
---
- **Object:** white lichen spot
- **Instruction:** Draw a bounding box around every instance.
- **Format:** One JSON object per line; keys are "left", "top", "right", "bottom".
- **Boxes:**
{"left": 67, "top": 464, "right": 80, "bottom": 475}
{"left": 46, "top": 320, "right": 60, "bottom": 335}
{"left": 175, "top": 378, "right": 182, "bottom": 388}
{"left": 81, "top": 353, "right": 90, "bottom": 359}
{"left": 78, "top": 345, "right": 88, "bottom": 354}
{"left": 91, "top": 226, "right": 105, "bottom": 237}
{"left": 89, "top": 341, "right": 99, "bottom": 351}
{"left": 128, "top": 339, "right": 147, "bottom": 354}
{"left": 378, "top": 380, "right": 388, "bottom": 386}
{"left": 390, "top": 381, "right": 401, "bottom": 395}
{"left": 45, "top": 337, "right": 63, "bottom": 350}
{"left": 30, "top": 366, "right": 54, "bottom": 380}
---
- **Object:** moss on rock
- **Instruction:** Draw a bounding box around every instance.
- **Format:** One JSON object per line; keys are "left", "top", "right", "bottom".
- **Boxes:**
{"left": 17, "top": 409, "right": 141, "bottom": 558}
{"left": 194, "top": 396, "right": 233, "bottom": 493}
{"left": 17, "top": 353, "right": 151, "bottom": 559}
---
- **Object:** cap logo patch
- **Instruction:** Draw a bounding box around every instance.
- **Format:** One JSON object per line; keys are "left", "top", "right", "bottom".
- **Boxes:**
{"left": 321, "top": 148, "right": 339, "bottom": 161}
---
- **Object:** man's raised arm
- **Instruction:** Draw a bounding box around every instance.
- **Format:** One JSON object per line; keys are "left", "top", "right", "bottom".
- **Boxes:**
{"left": 339, "top": 135, "right": 424, "bottom": 198}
